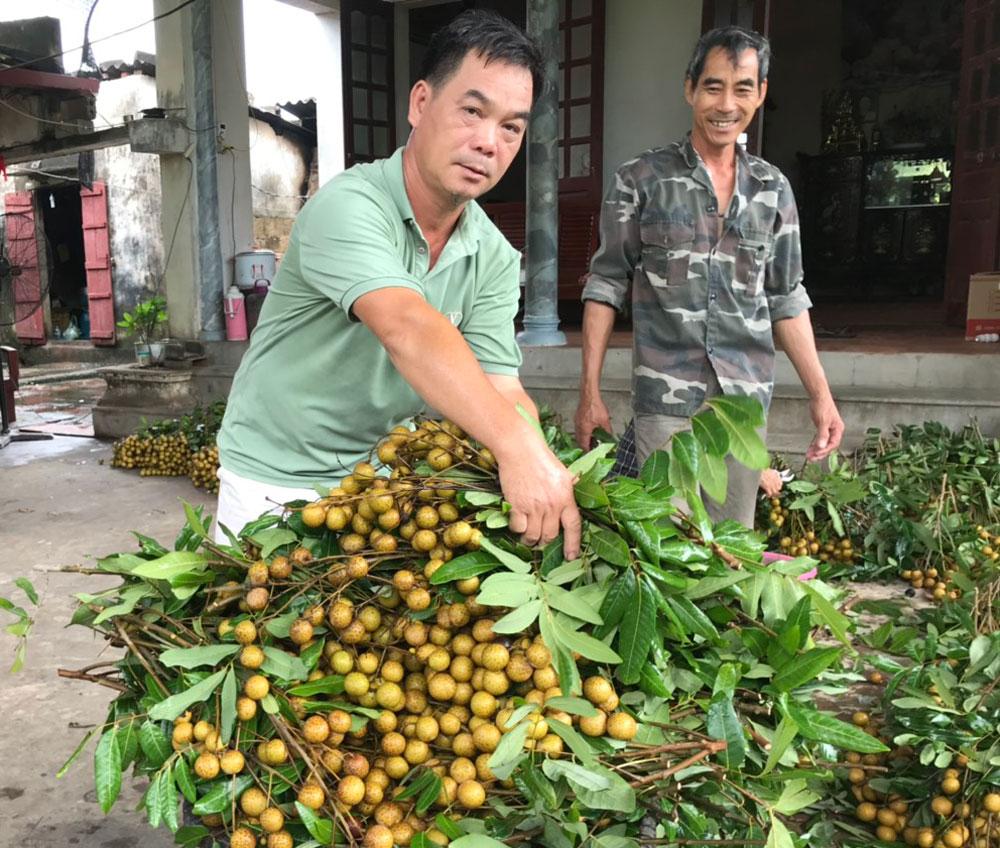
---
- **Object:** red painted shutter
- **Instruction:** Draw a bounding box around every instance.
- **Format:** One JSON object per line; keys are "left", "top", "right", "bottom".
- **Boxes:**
{"left": 3, "top": 192, "right": 46, "bottom": 345}
{"left": 80, "top": 181, "right": 116, "bottom": 346}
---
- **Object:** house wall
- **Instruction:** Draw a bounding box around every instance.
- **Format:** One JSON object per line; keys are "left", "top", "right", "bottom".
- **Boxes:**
{"left": 601, "top": 0, "right": 702, "bottom": 191}
{"left": 93, "top": 75, "right": 165, "bottom": 322}
{"left": 249, "top": 119, "right": 313, "bottom": 256}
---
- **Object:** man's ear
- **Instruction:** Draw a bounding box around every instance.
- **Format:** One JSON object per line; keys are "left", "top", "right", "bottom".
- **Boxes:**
{"left": 408, "top": 79, "right": 432, "bottom": 130}
{"left": 755, "top": 79, "right": 768, "bottom": 110}
{"left": 684, "top": 77, "right": 695, "bottom": 107}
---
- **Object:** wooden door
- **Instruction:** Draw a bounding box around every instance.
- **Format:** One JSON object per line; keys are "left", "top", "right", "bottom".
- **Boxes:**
{"left": 700, "top": 0, "right": 771, "bottom": 156}
{"left": 342, "top": 0, "right": 396, "bottom": 167}
{"left": 3, "top": 192, "right": 45, "bottom": 345}
{"left": 80, "top": 182, "right": 115, "bottom": 346}
{"left": 944, "top": 0, "right": 1000, "bottom": 324}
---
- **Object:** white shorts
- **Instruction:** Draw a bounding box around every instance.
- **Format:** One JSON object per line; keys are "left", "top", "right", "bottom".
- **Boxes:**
{"left": 214, "top": 466, "right": 324, "bottom": 543}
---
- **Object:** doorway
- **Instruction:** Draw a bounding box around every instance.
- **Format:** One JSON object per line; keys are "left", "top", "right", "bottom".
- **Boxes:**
{"left": 762, "top": 0, "right": 963, "bottom": 324}
{"left": 39, "top": 185, "right": 89, "bottom": 340}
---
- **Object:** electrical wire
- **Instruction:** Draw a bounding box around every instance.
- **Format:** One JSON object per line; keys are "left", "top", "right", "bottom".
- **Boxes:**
{"left": 0, "top": 96, "right": 104, "bottom": 129}
{"left": 8, "top": 167, "right": 80, "bottom": 182}
{"left": 0, "top": 0, "right": 198, "bottom": 73}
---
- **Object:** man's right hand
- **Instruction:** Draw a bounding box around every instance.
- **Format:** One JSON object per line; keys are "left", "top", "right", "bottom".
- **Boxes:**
{"left": 574, "top": 391, "right": 613, "bottom": 450}
{"left": 495, "top": 431, "right": 581, "bottom": 561}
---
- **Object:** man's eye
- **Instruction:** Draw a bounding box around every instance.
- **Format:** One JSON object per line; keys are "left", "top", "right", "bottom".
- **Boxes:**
{"left": 503, "top": 124, "right": 522, "bottom": 135}
{"left": 464, "top": 107, "right": 479, "bottom": 116}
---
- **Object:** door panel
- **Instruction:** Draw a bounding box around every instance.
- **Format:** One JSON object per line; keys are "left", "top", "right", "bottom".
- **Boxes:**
{"left": 944, "top": 0, "right": 1000, "bottom": 323}
{"left": 3, "top": 192, "right": 45, "bottom": 345}
{"left": 80, "top": 181, "right": 115, "bottom": 346}
{"left": 342, "top": 0, "right": 396, "bottom": 167}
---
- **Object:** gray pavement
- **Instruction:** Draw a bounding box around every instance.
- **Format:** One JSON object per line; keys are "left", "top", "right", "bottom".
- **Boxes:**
{"left": 0, "top": 435, "right": 215, "bottom": 848}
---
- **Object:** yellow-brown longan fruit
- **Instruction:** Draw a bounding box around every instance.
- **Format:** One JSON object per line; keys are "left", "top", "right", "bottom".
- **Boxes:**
{"left": 580, "top": 712, "right": 608, "bottom": 737}
{"left": 259, "top": 807, "right": 285, "bottom": 833}
{"left": 322, "top": 749, "right": 344, "bottom": 774}
{"left": 298, "top": 782, "right": 326, "bottom": 810}
{"left": 244, "top": 674, "right": 270, "bottom": 700}
{"left": 452, "top": 732, "right": 477, "bottom": 758}
{"left": 268, "top": 556, "right": 292, "bottom": 580}
{"left": 220, "top": 750, "right": 245, "bottom": 775}
{"left": 194, "top": 752, "right": 220, "bottom": 779}
{"left": 876, "top": 808, "right": 897, "bottom": 828}
{"left": 875, "top": 825, "right": 897, "bottom": 843}
{"left": 931, "top": 796, "right": 954, "bottom": 817}
{"left": 384, "top": 756, "right": 409, "bottom": 780}
{"left": 328, "top": 709, "right": 353, "bottom": 734}
{"left": 303, "top": 714, "right": 331, "bottom": 743}
{"left": 470, "top": 690, "right": 498, "bottom": 718}
{"left": 172, "top": 722, "right": 194, "bottom": 746}
{"left": 481, "top": 643, "right": 510, "bottom": 671}
{"left": 406, "top": 587, "right": 432, "bottom": 612}
{"left": 482, "top": 670, "right": 510, "bottom": 696}
{"left": 983, "top": 793, "right": 1000, "bottom": 813}
{"left": 230, "top": 828, "right": 257, "bottom": 848}
{"left": 364, "top": 824, "right": 395, "bottom": 848}
{"left": 240, "top": 645, "right": 265, "bottom": 670}
{"left": 264, "top": 738, "right": 288, "bottom": 765}
{"left": 234, "top": 619, "right": 258, "bottom": 645}
{"left": 526, "top": 642, "right": 551, "bottom": 668}
{"left": 245, "top": 587, "right": 270, "bottom": 612}
{"left": 289, "top": 618, "right": 314, "bottom": 646}
{"left": 248, "top": 562, "right": 270, "bottom": 586}
{"left": 411, "top": 530, "right": 438, "bottom": 552}
{"left": 240, "top": 787, "right": 268, "bottom": 817}
{"left": 941, "top": 777, "right": 961, "bottom": 795}
{"left": 457, "top": 779, "right": 486, "bottom": 809}
{"left": 428, "top": 673, "right": 458, "bottom": 702}
{"left": 916, "top": 830, "right": 935, "bottom": 848}
{"left": 415, "top": 716, "right": 440, "bottom": 743}
{"left": 338, "top": 775, "right": 366, "bottom": 806}
{"left": 404, "top": 739, "right": 430, "bottom": 765}
{"left": 473, "top": 723, "right": 501, "bottom": 753}
{"left": 375, "top": 802, "right": 404, "bottom": 828}
{"left": 606, "top": 712, "right": 638, "bottom": 741}
{"left": 438, "top": 712, "right": 462, "bottom": 736}
{"left": 847, "top": 768, "right": 866, "bottom": 785}
{"left": 344, "top": 672, "right": 370, "bottom": 698}
{"left": 583, "top": 676, "right": 614, "bottom": 705}
{"left": 450, "top": 757, "right": 477, "bottom": 783}
{"left": 268, "top": 830, "right": 292, "bottom": 847}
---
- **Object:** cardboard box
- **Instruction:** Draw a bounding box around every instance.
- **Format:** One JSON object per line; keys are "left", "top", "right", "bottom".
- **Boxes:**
{"left": 966, "top": 272, "right": 1000, "bottom": 339}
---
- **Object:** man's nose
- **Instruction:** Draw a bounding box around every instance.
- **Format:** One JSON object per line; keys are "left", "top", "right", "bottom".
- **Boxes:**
{"left": 472, "top": 122, "right": 498, "bottom": 155}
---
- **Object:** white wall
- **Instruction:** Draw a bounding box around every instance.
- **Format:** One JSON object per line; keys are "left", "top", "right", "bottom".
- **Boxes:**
{"left": 602, "top": 0, "right": 702, "bottom": 190}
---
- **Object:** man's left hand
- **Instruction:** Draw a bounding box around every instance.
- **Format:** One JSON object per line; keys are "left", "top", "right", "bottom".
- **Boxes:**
{"left": 806, "top": 394, "right": 844, "bottom": 462}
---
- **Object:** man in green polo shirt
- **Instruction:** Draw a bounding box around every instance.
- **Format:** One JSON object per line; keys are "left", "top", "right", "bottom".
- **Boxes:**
{"left": 216, "top": 10, "right": 581, "bottom": 558}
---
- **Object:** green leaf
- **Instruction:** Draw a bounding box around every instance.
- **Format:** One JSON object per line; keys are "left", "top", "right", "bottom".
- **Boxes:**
{"left": 487, "top": 720, "right": 531, "bottom": 779}
{"left": 146, "top": 768, "right": 164, "bottom": 829}
{"left": 95, "top": 728, "right": 123, "bottom": 814}
{"left": 294, "top": 802, "right": 334, "bottom": 844}
{"left": 286, "top": 675, "right": 346, "bottom": 697}
{"left": 220, "top": 667, "right": 237, "bottom": 745}
{"left": 544, "top": 584, "right": 603, "bottom": 625}
{"left": 435, "top": 814, "right": 463, "bottom": 840}
{"left": 477, "top": 537, "right": 531, "bottom": 574}
{"left": 14, "top": 577, "right": 38, "bottom": 605}
{"left": 149, "top": 669, "right": 228, "bottom": 721}
{"left": 174, "top": 826, "right": 212, "bottom": 848}
{"left": 450, "top": 837, "right": 511, "bottom": 848}
{"left": 543, "top": 760, "right": 636, "bottom": 813}
{"left": 782, "top": 700, "right": 889, "bottom": 753}
{"left": 415, "top": 774, "right": 443, "bottom": 816}
{"left": 574, "top": 469, "right": 611, "bottom": 509}
{"left": 699, "top": 452, "right": 729, "bottom": 506}
{"left": 773, "top": 779, "right": 820, "bottom": 815}
{"left": 542, "top": 758, "right": 611, "bottom": 791}
{"left": 669, "top": 430, "right": 701, "bottom": 494}
{"left": 264, "top": 610, "right": 299, "bottom": 639}
{"left": 57, "top": 727, "right": 97, "bottom": 778}
{"left": 706, "top": 396, "right": 768, "bottom": 469}
{"left": 666, "top": 596, "right": 719, "bottom": 642}
{"left": 192, "top": 775, "right": 254, "bottom": 815}
{"left": 617, "top": 578, "right": 656, "bottom": 684}
{"left": 131, "top": 551, "right": 210, "bottom": 582}
{"left": 160, "top": 767, "right": 180, "bottom": 832}
{"left": 691, "top": 410, "right": 730, "bottom": 456}
{"left": 545, "top": 719, "right": 597, "bottom": 766}
{"left": 160, "top": 644, "right": 240, "bottom": 669}
{"left": 765, "top": 814, "right": 795, "bottom": 848}
{"left": 800, "top": 583, "right": 851, "bottom": 646}
{"left": 640, "top": 449, "right": 670, "bottom": 487}
{"left": 554, "top": 619, "right": 622, "bottom": 664}
{"left": 174, "top": 757, "right": 197, "bottom": 804}
{"left": 589, "top": 527, "right": 631, "bottom": 567}
{"left": 595, "top": 568, "right": 637, "bottom": 637}
{"left": 492, "top": 599, "right": 542, "bottom": 634}
{"left": 260, "top": 693, "right": 280, "bottom": 714}
{"left": 181, "top": 500, "right": 209, "bottom": 540}
{"left": 761, "top": 715, "right": 799, "bottom": 776}
{"left": 685, "top": 570, "right": 752, "bottom": 600}
{"left": 476, "top": 572, "right": 539, "bottom": 607}
{"left": 139, "top": 720, "right": 172, "bottom": 767}
{"left": 568, "top": 441, "right": 615, "bottom": 477}
{"left": 544, "top": 696, "right": 598, "bottom": 717}
{"left": 92, "top": 584, "right": 154, "bottom": 625}
{"left": 429, "top": 551, "right": 499, "bottom": 584}
{"left": 464, "top": 490, "right": 502, "bottom": 506}
{"left": 249, "top": 527, "right": 298, "bottom": 558}
{"left": 261, "top": 647, "right": 309, "bottom": 682}
{"left": 771, "top": 647, "right": 842, "bottom": 692}
{"left": 706, "top": 664, "right": 746, "bottom": 769}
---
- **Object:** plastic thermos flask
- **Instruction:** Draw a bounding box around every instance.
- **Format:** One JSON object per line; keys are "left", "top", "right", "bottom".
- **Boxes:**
{"left": 224, "top": 285, "right": 248, "bottom": 341}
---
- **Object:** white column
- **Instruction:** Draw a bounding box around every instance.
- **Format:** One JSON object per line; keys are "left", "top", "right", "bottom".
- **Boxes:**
{"left": 316, "top": 6, "right": 346, "bottom": 185}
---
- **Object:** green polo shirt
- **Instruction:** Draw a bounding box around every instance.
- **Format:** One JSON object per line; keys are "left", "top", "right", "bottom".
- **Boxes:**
{"left": 218, "top": 147, "right": 522, "bottom": 487}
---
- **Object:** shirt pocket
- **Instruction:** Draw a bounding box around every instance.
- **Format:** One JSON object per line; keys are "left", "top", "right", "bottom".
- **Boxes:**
{"left": 638, "top": 218, "right": 695, "bottom": 288}
{"left": 734, "top": 230, "right": 770, "bottom": 297}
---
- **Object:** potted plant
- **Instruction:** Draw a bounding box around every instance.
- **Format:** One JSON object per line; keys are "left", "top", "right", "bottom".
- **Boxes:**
{"left": 117, "top": 296, "right": 168, "bottom": 365}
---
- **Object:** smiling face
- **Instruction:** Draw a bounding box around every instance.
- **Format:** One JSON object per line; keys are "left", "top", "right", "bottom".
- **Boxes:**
{"left": 684, "top": 46, "right": 767, "bottom": 157}
{"left": 406, "top": 51, "right": 533, "bottom": 208}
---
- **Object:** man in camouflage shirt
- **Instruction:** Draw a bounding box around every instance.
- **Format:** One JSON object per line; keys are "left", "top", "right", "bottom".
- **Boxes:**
{"left": 574, "top": 26, "right": 844, "bottom": 526}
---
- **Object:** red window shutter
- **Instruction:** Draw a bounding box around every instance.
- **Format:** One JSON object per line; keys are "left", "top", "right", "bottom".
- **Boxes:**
{"left": 3, "top": 192, "right": 46, "bottom": 345}
{"left": 80, "top": 181, "right": 116, "bottom": 346}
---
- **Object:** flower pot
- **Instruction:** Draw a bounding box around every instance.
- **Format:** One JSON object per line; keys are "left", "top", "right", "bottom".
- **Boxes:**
{"left": 134, "top": 343, "right": 152, "bottom": 367}
{"left": 148, "top": 342, "right": 166, "bottom": 364}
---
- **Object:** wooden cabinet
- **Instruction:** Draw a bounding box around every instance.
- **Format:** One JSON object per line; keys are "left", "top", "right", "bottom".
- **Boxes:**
{"left": 798, "top": 150, "right": 953, "bottom": 301}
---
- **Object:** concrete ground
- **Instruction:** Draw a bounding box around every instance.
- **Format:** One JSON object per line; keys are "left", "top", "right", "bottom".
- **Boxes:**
{"left": 0, "top": 426, "right": 214, "bottom": 847}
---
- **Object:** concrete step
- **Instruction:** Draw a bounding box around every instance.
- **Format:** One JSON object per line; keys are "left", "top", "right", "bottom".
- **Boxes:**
{"left": 18, "top": 341, "right": 133, "bottom": 366}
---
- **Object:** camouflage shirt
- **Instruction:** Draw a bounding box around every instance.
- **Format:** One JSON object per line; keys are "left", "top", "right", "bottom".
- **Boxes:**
{"left": 582, "top": 133, "right": 812, "bottom": 417}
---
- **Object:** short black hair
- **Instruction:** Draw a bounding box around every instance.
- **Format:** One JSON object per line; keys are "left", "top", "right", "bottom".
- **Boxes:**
{"left": 418, "top": 9, "right": 545, "bottom": 106}
{"left": 686, "top": 26, "right": 770, "bottom": 87}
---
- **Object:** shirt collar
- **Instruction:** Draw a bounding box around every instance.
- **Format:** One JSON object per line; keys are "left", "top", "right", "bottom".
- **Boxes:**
{"left": 680, "top": 131, "right": 769, "bottom": 184}
{"left": 381, "top": 146, "right": 482, "bottom": 252}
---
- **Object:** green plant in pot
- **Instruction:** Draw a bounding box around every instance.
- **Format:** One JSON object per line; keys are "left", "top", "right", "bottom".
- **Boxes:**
{"left": 117, "top": 296, "right": 168, "bottom": 365}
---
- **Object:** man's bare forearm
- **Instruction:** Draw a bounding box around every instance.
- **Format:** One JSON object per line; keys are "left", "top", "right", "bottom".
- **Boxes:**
{"left": 580, "top": 300, "right": 617, "bottom": 395}
{"left": 773, "top": 311, "right": 833, "bottom": 401}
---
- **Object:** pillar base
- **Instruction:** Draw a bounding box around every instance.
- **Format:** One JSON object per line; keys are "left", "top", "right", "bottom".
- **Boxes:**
{"left": 516, "top": 319, "right": 566, "bottom": 347}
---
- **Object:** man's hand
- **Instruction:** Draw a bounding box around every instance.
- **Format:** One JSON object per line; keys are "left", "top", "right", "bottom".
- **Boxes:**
{"left": 759, "top": 468, "right": 783, "bottom": 498}
{"left": 806, "top": 393, "right": 844, "bottom": 462}
{"left": 496, "top": 435, "right": 581, "bottom": 560}
{"left": 574, "top": 391, "right": 613, "bottom": 450}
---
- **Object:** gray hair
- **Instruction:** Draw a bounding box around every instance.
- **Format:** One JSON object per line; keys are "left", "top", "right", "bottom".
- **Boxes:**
{"left": 685, "top": 26, "right": 770, "bottom": 87}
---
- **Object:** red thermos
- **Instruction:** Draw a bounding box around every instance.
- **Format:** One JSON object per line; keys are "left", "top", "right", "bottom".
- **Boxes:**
{"left": 224, "top": 285, "right": 248, "bottom": 341}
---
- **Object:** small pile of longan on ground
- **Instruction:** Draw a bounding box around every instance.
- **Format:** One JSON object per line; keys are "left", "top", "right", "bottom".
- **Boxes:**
{"left": 846, "top": 709, "right": 1000, "bottom": 847}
